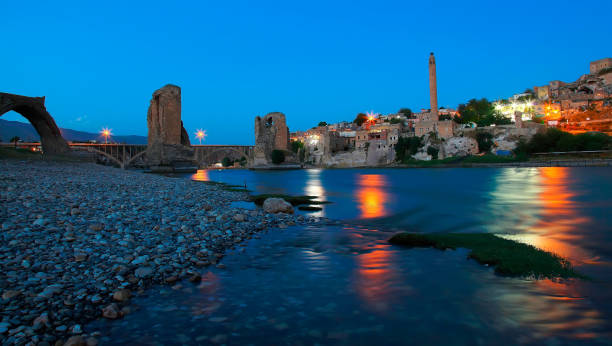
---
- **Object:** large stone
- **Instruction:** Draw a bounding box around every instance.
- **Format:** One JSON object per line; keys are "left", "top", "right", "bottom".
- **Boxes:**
{"left": 254, "top": 112, "right": 290, "bottom": 166}
{"left": 112, "top": 289, "right": 131, "bottom": 302}
{"left": 262, "top": 198, "right": 294, "bottom": 214}
{"left": 102, "top": 303, "right": 120, "bottom": 319}
{"left": 146, "top": 85, "right": 194, "bottom": 167}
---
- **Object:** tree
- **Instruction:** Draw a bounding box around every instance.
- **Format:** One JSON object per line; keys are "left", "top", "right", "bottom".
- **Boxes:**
{"left": 524, "top": 88, "right": 534, "bottom": 95}
{"left": 298, "top": 148, "right": 305, "bottom": 163}
{"left": 271, "top": 150, "right": 285, "bottom": 164}
{"left": 427, "top": 146, "right": 439, "bottom": 160}
{"left": 10, "top": 136, "right": 21, "bottom": 148}
{"left": 398, "top": 108, "right": 413, "bottom": 118}
{"left": 222, "top": 157, "right": 233, "bottom": 167}
{"left": 475, "top": 131, "right": 493, "bottom": 153}
{"left": 353, "top": 113, "right": 368, "bottom": 126}
{"left": 318, "top": 121, "right": 328, "bottom": 127}
{"left": 291, "top": 140, "right": 304, "bottom": 153}
{"left": 390, "top": 118, "right": 402, "bottom": 124}
{"left": 456, "top": 98, "right": 510, "bottom": 126}
{"left": 395, "top": 136, "right": 422, "bottom": 162}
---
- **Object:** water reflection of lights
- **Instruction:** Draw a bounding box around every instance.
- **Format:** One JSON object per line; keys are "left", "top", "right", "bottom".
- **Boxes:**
{"left": 190, "top": 271, "right": 222, "bottom": 316}
{"left": 489, "top": 167, "right": 592, "bottom": 263}
{"left": 355, "top": 174, "right": 389, "bottom": 219}
{"left": 304, "top": 169, "right": 326, "bottom": 217}
{"left": 483, "top": 167, "right": 604, "bottom": 340}
{"left": 191, "top": 169, "right": 210, "bottom": 182}
{"left": 355, "top": 244, "right": 393, "bottom": 311}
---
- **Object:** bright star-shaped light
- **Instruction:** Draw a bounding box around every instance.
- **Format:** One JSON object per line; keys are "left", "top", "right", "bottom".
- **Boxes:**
{"left": 195, "top": 129, "right": 207, "bottom": 144}
{"left": 366, "top": 111, "right": 378, "bottom": 122}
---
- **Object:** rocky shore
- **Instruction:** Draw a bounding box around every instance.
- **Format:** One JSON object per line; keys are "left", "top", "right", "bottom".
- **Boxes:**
{"left": 0, "top": 160, "right": 327, "bottom": 345}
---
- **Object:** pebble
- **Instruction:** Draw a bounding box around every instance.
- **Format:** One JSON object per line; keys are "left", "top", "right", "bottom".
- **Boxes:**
{"left": 0, "top": 160, "right": 312, "bottom": 344}
{"left": 112, "top": 289, "right": 131, "bottom": 302}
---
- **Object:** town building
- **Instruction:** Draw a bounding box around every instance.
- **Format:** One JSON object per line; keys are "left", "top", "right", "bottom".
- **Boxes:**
{"left": 590, "top": 58, "right": 612, "bottom": 74}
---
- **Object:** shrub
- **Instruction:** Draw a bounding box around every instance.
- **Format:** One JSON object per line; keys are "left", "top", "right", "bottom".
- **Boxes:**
{"left": 271, "top": 150, "right": 285, "bottom": 164}
{"left": 395, "top": 136, "right": 423, "bottom": 162}
{"left": 291, "top": 140, "right": 304, "bottom": 153}
{"left": 427, "top": 146, "right": 439, "bottom": 160}
{"left": 475, "top": 131, "right": 493, "bottom": 153}
{"left": 222, "top": 157, "right": 233, "bottom": 167}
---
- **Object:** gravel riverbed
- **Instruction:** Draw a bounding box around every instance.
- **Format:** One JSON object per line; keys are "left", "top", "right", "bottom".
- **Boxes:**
{"left": 0, "top": 160, "right": 328, "bottom": 345}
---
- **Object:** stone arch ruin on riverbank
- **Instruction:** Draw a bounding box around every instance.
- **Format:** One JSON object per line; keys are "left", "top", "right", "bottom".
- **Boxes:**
{"left": 0, "top": 92, "right": 70, "bottom": 155}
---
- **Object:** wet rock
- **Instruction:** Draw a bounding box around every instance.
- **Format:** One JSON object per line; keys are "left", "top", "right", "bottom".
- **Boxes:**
{"left": 262, "top": 198, "right": 294, "bottom": 214}
{"left": 64, "top": 335, "right": 86, "bottom": 346}
{"left": 102, "top": 303, "right": 120, "bottom": 319}
{"left": 134, "top": 266, "right": 153, "bottom": 278}
{"left": 112, "top": 289, "right": 131, "bottom": 302}
{"left": 188, "top": 273, "right": 202, "bottom": 283}
{"left": 88, "top": 223, "right": 104, "bottom": 232}
{"left": 2, "top": 290, "right": 21, "bottom": 300}
{"left": 233, "top": 214, "right": 246, "bottom": 222}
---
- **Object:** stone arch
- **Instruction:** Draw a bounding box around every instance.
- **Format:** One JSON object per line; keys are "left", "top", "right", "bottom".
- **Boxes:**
{"left": 125, "top": 150, "right": 147, "bottom": 167}
{"left": 0, "top": 92, "right": 69, "bottom": 154}
{"left": 78, "top": 146, "right": 124, "bottom": 168}
{"left": 199, "top": 147, "right": 252, "bottom": 167}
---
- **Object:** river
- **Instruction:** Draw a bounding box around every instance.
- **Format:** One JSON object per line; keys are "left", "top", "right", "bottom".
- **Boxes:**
{"left": 91, "top": 167, "right": 612, "bottom": 345}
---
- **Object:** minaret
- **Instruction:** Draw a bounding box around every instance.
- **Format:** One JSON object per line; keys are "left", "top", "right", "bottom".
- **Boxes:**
{"left": 429, "top": 52, "right": 438, "bottom": 121}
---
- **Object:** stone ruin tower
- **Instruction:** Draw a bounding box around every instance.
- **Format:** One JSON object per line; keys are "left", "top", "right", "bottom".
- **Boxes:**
{"left": 429, "top": 52, "right": 439, "bottom": 120}
{"left": 253, "top": 112, "right": 290, "bottom": 166}
{"left": 146, "top": 84, "right": 194, "bottom": 168}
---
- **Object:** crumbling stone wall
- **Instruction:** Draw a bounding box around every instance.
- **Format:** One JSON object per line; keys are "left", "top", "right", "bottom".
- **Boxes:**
{"left": 146, "top": 84, "right": 193, "bottom": 166}
{"left": 254, "top": 112, "right": 290, "bottom": 166}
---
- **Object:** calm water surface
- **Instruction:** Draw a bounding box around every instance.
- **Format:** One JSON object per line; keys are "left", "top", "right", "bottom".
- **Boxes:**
{"left": 91, "top": 167, "right": 612, "bottom": 345}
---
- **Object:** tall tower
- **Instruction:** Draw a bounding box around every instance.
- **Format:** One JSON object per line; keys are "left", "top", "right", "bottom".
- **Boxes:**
{"left": 429, "top": 52, "right": 438, "bottom": 120}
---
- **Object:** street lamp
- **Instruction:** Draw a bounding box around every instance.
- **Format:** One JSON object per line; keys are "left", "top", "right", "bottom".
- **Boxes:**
{"left": 100, "top": 128, "right": 112, "bottom": 144}
{"left": 195, "top": 129, "right": 206, "bottom": 144}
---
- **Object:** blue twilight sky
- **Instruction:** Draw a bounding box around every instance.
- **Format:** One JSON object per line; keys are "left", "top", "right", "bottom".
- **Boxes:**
{"left": 1, "top": 0, "right": 611, "bottom": 144}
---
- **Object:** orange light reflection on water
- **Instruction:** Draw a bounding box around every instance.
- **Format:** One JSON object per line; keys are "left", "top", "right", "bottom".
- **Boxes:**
{"left": 503, "top": 167, "right": 593, "bottom": 264}
{"left": 355, "top": 174, "right": 389, "bottom": 219}
{"left": 354, "top": 242, "right": 400, "bottom": 313}
{"left": 191, "top": 169, "right": 210, "bottom": 182}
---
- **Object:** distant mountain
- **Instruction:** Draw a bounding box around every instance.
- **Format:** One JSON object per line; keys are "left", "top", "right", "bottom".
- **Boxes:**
{"left": 0, "top": 119, "right": 147, "bottom": 144}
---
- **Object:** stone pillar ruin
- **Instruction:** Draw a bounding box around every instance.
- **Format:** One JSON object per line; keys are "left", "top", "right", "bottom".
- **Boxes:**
{"left": 146, "top": 84, "right": 194, "bottom": 169}
{"left": 429, "top": 52, "right": 439, "bottom": 120}
{"left": 253, "top": 112, "right": 290, "bottom": 166}
{"left": 514, "top": 111, "right": 524, "bottom": 128}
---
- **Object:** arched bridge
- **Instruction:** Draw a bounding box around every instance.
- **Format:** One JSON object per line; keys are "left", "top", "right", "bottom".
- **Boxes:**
{"left": 193, "top": 145, "right": 254, "bottom": 167}
{"left": 70, "top": 143, "right": 148, "bottom": 169}
{"left": 5, "top": 143, "right": 253, "bottom": 168}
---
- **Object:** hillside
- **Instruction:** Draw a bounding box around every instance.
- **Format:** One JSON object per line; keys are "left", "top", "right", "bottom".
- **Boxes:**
{"left": 0, "top": 119, "right": 147, "bottom": 144}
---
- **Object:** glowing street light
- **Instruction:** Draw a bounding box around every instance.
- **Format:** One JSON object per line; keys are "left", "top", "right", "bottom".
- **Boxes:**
{"left": 366, "top": 111, "right": 378, "bottom": 123}
{"left": 100, "top": 128, "right": 112, "bottom": 144}
{"left": 195, "top": 129, "right": 207, "bottom": 144}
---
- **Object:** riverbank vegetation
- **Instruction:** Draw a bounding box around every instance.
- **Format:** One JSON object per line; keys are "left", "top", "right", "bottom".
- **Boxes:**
{"left": 515, "top": 128, "right": 610, "bottom": 154}
{"left": 197, "top": 180, "right": 251, "bottom": 193}
{"left": 400, "top": 154, "right": 527, "bottom": 166}
{"left": 389, "top": 232, "right": 583, "bottom": 279}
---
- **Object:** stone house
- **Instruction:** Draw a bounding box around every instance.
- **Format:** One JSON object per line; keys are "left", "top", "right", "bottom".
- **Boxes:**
{"left": 590, "top": 58, "right": 612, "bottom": 74}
